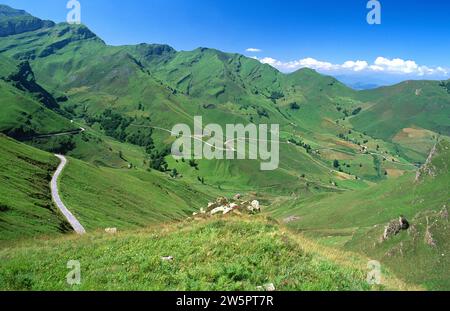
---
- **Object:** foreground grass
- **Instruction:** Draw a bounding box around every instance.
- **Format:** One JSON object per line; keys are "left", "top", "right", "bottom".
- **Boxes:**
{"left": 0, "top": 216, "right": 411, "bottom": 291}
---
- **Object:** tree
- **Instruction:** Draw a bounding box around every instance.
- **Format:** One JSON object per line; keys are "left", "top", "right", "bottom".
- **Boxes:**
{"left": 333, "top": 159, "right": 340, "bottom": 168}
{"left": 352, "top": 107, "right": 362, "bottom": 115}
{"left": 289, "top": 102, "right": 300, "bottom": 110}
{"left": 170, "top": 168, "right": 179, "bottom": 178}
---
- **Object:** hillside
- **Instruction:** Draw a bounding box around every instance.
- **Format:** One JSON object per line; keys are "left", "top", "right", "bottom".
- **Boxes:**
{"left": 0, "top": 134, "right": 71, "bottom": 241}
{"left": 0, "top": 16, "right": 419, "bottom": 191}
{"left": 351, "top": 80, "right": 450, "bottom": 161}
{"left": 353, "top": 80, "right": 450, "bottom": 139}
{"left": 0, "top": 56, "right": 77, "bottom": 140}
{"left": 0, "top": 4, "right": 54, "bottom": 37}
{"left": 0, "top": 133, "right": 219, "bottom": 241}
{"left": 269, "top": 139, "right": 450, "bottom": 290}
{"left": 0, "top": 216, "right": 416, "bottom": 291}
{"left": 0, "top": 5, "right": 449, "bottom": 291}
{"left": 57, "top": 156, "right": 213, "bottom": 230}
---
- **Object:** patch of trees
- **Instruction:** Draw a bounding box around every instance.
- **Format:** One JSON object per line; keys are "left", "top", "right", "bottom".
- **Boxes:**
{"left": 289, "top": 102, "right": 300, "bottom": 110}
{"left": 98, "top": 109, "right": 132, "bottom": 141}
{"left": 189, "top": 159, "right": 199, "bottom": 170}
{"left": 256, "top": 108, "right": 269, "bottom": 118}
{"left": 85, "top": 109, "right": 155, "bottom": 150}
{"left": 288, "top": 138, "right": 312, "bottom": 153}
{"left": 269, "top": 91, "right": 284, "bottom": 101}
{"left": 48, "top": 136, "right": 76, "bottom": 154}
{"left": 0, "top": 204, "right": 10, "bottom": 212}
{"left": 148, "top": 148, "right": 170, "bottom": 172}
{"left": 352, "top": 107, "right": 362, "bottom": 115}
{"left": 439, "top": 81, "right": 450, "bottom": 94}
{"left": 5, "top": 125, "right": 37, "bottom": 141}
{"left": 170, "top": 168, "right": 179, "bottom": 178}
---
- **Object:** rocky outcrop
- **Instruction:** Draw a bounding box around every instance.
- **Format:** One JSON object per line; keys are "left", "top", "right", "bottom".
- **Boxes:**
{"left": 192, "top": 195, "right": 262, "bottom": 218}
{"left": 415, "top": 143, "right": 438, "bottom": 182}
{"left": 424, "top": 217, "right": 436, "bottom": 247}
{"left": 382, "top": 216, "right": 410, "bottom": 241}
{"left": 4, "top": 61, "right": 59, "bottom": 110}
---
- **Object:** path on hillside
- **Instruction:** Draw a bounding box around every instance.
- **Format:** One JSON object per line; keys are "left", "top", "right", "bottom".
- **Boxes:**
{"left": 34, "top": 127, "right": 85, "bottom": 139}
{"left": 51, "top": 154, "right": 86, "bottom": 235}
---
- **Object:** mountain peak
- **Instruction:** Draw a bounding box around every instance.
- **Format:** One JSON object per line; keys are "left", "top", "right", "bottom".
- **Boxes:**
{"left": 0, "top": 4, "right": 28, "bottom": 17}
{"left": 0, "top": 4, "right": 55, "bottom": 37}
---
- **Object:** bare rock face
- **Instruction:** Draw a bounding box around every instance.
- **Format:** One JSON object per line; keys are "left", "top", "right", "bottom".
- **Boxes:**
{"left": 382, "top": 216, "right": 410, "bottom": 241}
{"left": 440, "top": 205, "right": 448, "bottom": 220}
{"left": 424, "top": 217, "right": 437, "bottom": 247}
{"left": 415, "top": 144, "right": 438, "bottom": 183}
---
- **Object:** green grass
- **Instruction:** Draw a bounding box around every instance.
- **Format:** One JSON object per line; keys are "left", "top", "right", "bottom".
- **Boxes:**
{"left": 0, "top": 135, "right": 71, "bottom": 241}
{"left": 0, "top": 80, "right": 75, "bottom": 137}
{"left": 268, "top": 140, "right": 450, "bottom": 290}
{"left": 0, "top": 16, "right": 427, "bottom": 188}
{"left": 57, "top": 156, "right": 214, "bottom": 231}
{"left": 351, "top": 80, "right": 450, "bottom": 161}
{"left": 0, "top": 216, "right": 413, "bottom": 291}
{"left": 0, "top": 6, "right": 449, "bottom": 291}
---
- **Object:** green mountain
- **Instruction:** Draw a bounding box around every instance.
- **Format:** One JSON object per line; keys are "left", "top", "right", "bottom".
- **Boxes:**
{"left": 0, "top": 55, "right": 77, "bottom": 140}
{"left": 0, "top": 6, "right": 448, "bottom": 291}
{"left": 0, "top": 5, "right": 54, "bottom": 37}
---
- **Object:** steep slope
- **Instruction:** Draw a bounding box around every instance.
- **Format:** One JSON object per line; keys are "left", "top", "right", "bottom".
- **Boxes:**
{"left": 0, "top": 56, "right": 76, "bottom": 140}
{"left": 0, "top": 25, "right": 353, "bottom": 193}
{"left": 0, "top": 216, "right": 415, "bottom": 290}
{"left": 57, "top": 155, "right": 214, "bottom": 230}
{"left": 352, "top": 80, "right": 450, "bottom": 142}
{"left": 0, "top": 134, "right": 72, "bottom": 241}
{"left": 269, "top": 140, "right": 450, "bottom": 290}
{"left": 0, "top": 134, "right": 216, "bottom": 241}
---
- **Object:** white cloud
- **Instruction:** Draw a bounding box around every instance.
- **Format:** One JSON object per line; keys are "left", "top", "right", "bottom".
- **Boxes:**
{"left": 341, "top": 60, "right": 369, "bottom": 72}
{"left": 254, "top": 56, "right": 449, "bottom": 77}
{"left": 246, "top": 48, "right": 262, "bottom": 53}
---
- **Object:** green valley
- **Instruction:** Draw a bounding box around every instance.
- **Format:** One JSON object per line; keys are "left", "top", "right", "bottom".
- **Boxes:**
{"left": 0, "top": 4, "right": 448, "bottom": 292}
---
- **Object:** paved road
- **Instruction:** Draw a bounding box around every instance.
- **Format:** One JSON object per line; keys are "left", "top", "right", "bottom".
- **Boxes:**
{"left": 51, "top": 154, "right": 86, "bottom": 235}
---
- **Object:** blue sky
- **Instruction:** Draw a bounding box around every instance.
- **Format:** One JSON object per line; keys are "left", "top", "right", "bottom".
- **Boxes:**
{"left": 2, "top": 0, "right": 449, "bottom": 82}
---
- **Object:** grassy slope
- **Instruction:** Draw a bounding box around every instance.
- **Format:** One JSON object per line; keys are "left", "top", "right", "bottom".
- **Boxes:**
{"left": 351, "top": 80, "right": 450, "bottom": 162}
{"left": 268, "top": 140, "right": 450, "bottom": 290}
{"left": 0, "top": 135, "right": 72, "bottom": 241}
{"left": 0, "top": 216, "right": 415, "bottom": 291}
{"left": 353, "top": 80, "right": 450, "bottom": 140}
{"left": 0, "top": 20, "right": 423, "bottom": 191}
{"left": 0, "top": 8, "right": 448, "bottom": 290}
{"left": 0, "top": 133, "right": 216, "bottom": 241}
{"left": 0, "top": 56, "right": 75, "bottom": 137}
{"left": 57, "top": 156, "right": 215, "bottom": 230}
{"left": 0, "top": 80, "right": 73, "bottom": 135}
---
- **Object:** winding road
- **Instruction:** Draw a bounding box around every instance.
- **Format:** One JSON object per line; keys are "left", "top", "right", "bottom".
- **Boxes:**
{"left": 51, "top": 154, "right": 86, "bottom": 235}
